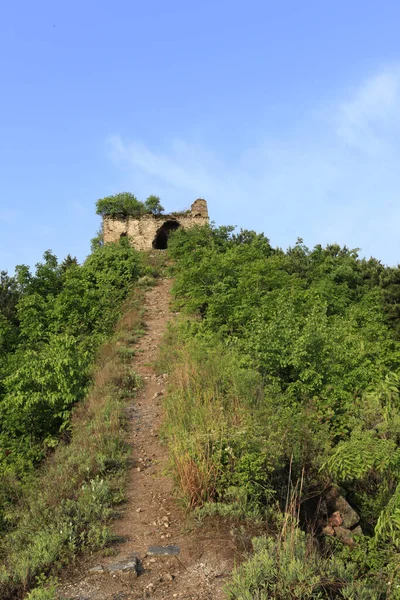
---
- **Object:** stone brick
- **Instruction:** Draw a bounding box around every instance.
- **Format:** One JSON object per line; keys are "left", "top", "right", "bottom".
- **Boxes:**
{"left": 103, "top": 199, "right": 209, "bottom": 250}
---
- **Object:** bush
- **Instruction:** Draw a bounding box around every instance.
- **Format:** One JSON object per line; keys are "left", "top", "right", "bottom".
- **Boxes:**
{"left": 164, "top": 224, "right": 400, "bottom": 595}
{"left": 0, "top": 289, "right": 146, "bottom": 599}
{"left": 226, "top": 527, "right": 385, "bottom": 599}
{"left": 96, "top": 192, "right": 145, "bottom": 218}
{"left": 25, "top": 582, "right": 57, "bottom": 600}
{"left": 96, "top": 191, "right": 165, "bottom": 218}
{"left": 144, "top": 195, "right": 164, "bottom": 215}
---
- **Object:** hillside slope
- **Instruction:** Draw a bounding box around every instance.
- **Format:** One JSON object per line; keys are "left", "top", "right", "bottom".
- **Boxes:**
{"left": 4, "top": 220, "right": 400, "bottom": 599}
{"left": 58, "top": 277, "right": 237, "bottom": 600}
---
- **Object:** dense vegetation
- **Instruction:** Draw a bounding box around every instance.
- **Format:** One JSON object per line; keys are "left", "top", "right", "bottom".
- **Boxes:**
{"left": 96, "top": 192, "right": 164, "bottom": 218}
{"left": 161, "top": 224, "right": 400, "bottom": 598}
{"left": 3, "top": 210, "right": 400, "bottom": 598}
{"left": 0, "top": 238, "right": 150, "bottom": 598}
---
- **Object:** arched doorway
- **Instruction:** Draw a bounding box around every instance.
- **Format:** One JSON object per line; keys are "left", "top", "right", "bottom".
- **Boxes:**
{"left": 152, "top": 220, "right": 180, "bottom": 249}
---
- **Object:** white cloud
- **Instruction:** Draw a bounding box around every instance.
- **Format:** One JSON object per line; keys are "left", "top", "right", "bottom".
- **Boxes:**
{"left": 106, "top": 136, "right": 229, "bottom": 200}
{"left": 336, "top": 67, "right": 400, "bottom": 153}
{"left": 106, "top": 65, "right": 400, "bottom": 265}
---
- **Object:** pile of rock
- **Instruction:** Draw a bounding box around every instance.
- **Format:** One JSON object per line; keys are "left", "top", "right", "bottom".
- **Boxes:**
{"left": 321, "top": 487, "right": 362, "bottom": 546}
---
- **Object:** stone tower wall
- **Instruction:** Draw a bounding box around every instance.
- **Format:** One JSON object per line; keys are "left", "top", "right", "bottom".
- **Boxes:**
{"left": 103, "top": 199, "right": 209, "bottom": 251}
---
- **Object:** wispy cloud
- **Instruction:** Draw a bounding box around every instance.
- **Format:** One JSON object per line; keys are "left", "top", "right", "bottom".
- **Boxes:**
{"left": 106, "top": 65, "right": 400, "bottom": 265}
{"left": 336, "top": 67, "right": 400, "bottom": 153}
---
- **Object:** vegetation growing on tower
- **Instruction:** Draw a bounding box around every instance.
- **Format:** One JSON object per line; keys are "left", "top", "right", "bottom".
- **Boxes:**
{"left": 95, "top": 192, "right": 164, "bottom": 218}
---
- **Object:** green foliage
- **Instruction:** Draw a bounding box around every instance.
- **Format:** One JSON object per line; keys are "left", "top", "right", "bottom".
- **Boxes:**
{"left": 95, "top": 191, "right": 165, "bottom": 218}
{"left": 25, "top": 582, "right": 57, "bottom": 600}
{"left": 226, "top": 527, "right": 385, "bottom": 599}
{"left": 164, "top": 223, "right": 400, "bottom": 597}
{"left": 95, "top": 191, "right": 145, "bottom": 218}
{"left": 144, "top": 194, "right": 164, "bottom": 215}
{"left": 90, "top": 227, "right": 104, "bottom": 251}
{"left": 0, "top": 311, "right": 16, "bottom": 357}
{"left": 380, "top": 265, "right": 400, "bottom": 336}
{"left": 326, "top": 434, "right": 400, "bottom": 482}
{"left": 0, "top": 270, "right": 19, "bottom": 324}
{"left": 0, "top": 239, "right": 145, "bottom": 531}
{"left": 0, "top": 286, "right": 146, "bottom": 599}
{"left": 375, "top": 482, "right": 400, "bottom": 549}
{"left": 2, "top": 334, "right": 91, "bottom": 442}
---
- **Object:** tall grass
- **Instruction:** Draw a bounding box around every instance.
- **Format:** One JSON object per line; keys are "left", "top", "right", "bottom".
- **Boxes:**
{"left": 157, "top": 322, "right": 273, "bottom": 514}
{"left": 159, "top": 321, "right": 398, "bottom": 597}
{"left": 0, "top": 289, "right": 145, "bottom": 600}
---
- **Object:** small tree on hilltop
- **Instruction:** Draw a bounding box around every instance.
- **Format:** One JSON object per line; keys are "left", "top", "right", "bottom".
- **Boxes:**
{"left": 96, "top": 192, "right": 145, "bottom": 218}
{"left": 144, "top": 195, "right": 164, "bottom": 216}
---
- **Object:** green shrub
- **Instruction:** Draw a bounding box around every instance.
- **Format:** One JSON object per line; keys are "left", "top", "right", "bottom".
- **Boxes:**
{"left": 0, "top": 239, "right": 144, "bottom": 519}
{"left": 25, "top": 581, "right": 57, "bottom": 600}
{"left": 95, "top": 191, "right": 165, "bottom": 218}
{"left": 226, "top": 528, "right": 384, "bottom": 599}
{"left": 95, "top": 192, "right": 145, "bottom": 218}
{"left": 144, "top": 195, "right": 164, "bottom": 215}
{"left": 0, "top": 285, "right": 146, "bottom": 599}
{"left": 164, "top": 224, "right": 400, "bottom": 593}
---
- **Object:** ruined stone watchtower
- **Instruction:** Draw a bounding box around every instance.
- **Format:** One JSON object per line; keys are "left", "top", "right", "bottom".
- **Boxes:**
{"left": 102, "top": 198, "right": 209, "bottom": 251}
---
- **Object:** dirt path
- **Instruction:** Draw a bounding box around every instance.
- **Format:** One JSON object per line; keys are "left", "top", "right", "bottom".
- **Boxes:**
{"left": 59, "top": 277, "right": 236, "bottom": 600}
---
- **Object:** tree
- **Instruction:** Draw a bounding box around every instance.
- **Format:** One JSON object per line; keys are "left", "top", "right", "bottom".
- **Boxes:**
{"left": 0, "top": 271, "right": 19, "bottom": 323}
{"left": 95, "top": 192, "right": 145, "bottom": 218}
{"left": 96, "top": 192, "right": 165, "bottom": 218}
{"left": 61, "top": 255, "right": 79, "bottom": 273}
{"left": 90, "top": 228, "right": 104, "bottom": 252}
{"left": 144, "top": 195, "right": 164, "bottom": 216}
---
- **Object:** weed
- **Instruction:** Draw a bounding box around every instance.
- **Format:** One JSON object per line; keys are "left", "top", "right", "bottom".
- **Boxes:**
{"left": 116, "top": 345, "right": 136, "bottom": 361}
{"left": 25, "top": 581, "right": 57, "bottom": 600}
{"left": 137, "top": 275, "right": 157, "bottom": 288}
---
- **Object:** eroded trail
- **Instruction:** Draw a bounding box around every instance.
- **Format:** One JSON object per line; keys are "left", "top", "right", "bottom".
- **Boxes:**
{"left": 59, "top": 277, "right": 236, "bottom": 600}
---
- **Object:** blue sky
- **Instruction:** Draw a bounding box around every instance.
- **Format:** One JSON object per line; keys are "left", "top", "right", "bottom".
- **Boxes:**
{"left": 1, "top": 1, "right": 400, "bottom": 273}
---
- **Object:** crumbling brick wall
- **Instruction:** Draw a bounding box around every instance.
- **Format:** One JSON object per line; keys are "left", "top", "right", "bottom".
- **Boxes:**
{"left": 103, "top": 199, "right": 209, "bottom": 251}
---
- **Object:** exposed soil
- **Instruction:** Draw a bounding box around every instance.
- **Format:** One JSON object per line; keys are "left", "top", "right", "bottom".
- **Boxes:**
{"left": 58, "top": 277, "right": 237, "bottom": 600}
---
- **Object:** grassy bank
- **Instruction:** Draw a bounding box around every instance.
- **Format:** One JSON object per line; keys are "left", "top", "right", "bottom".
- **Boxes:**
{"left": 158, "top": 224, "right": 400, "bottom": 598}
{"left": 0, "top": 287, "right": 147, "bottom": 599}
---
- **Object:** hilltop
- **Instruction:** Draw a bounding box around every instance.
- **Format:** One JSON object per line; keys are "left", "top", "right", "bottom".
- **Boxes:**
{"left": 1, "top": 199, "right": 400, "bottom": 599}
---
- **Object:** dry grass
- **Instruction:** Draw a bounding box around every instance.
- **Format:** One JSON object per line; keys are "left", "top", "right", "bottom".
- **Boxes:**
{"left": 173, "top": 450, "right": 218, "bottom": 509}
